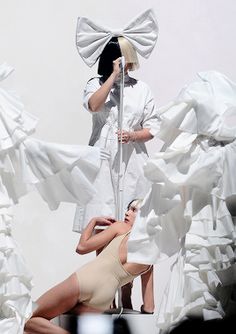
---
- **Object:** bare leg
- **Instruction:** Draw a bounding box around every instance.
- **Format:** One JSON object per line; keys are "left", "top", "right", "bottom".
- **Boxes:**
{"left": 25, "top": 273, "right": 80, "bottom": 334}
{"left": 24, "top": 317, "right": 69, "bottom": 334}
{"left": 70, "top": 303, "right": 102, "bottom": 315}
{"left": 121, "top": 281, "right": 133, "bottom": 309}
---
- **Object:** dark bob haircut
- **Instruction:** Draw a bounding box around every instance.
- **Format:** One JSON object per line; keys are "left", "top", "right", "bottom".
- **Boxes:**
{"left": 98, "top": 37, "right": 121, "bottom": 78}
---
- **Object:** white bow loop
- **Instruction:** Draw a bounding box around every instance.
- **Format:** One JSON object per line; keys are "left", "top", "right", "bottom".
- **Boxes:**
{"left": 0, "top": 63, "right": 14, "bottom": 82}
{"left": 76, "top": 9, "right": 158, "bottom": 67}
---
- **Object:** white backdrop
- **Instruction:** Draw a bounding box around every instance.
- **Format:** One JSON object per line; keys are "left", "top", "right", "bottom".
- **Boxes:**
{"left": 1, "top": 0, "right": 236, "bottom": 312}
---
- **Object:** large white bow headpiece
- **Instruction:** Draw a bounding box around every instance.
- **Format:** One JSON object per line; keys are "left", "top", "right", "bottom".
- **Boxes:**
{"left": 76, "top": 9, "right": 158, "bottom": 67}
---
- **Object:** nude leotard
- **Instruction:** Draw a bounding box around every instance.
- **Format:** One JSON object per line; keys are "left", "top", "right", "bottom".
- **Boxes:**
{"left": 76, "top": 232, "right": 139, "bottom": 310}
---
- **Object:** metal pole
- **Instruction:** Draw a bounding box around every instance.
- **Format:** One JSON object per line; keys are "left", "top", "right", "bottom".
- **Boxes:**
{"left": 117, "top": 56, "right": 125, "bottom": 221}
{"left": 117, "top": 56, "right": 125, "bottom": 308}
{"left": 116, "top": 56, "right": 125, "bottom": 222}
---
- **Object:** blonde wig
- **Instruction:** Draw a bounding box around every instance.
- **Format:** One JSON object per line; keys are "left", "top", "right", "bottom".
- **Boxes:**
{"left": 118, "top": 36, "right": 140, "bottom": 71}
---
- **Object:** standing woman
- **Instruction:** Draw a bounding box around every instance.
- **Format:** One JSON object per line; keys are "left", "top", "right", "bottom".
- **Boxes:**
{"left": 74, "top": 9, "right": 160, "bottom": 233}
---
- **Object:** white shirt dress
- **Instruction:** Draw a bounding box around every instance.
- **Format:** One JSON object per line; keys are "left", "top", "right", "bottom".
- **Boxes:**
{"left": 73, "top": 74, "right": 159, "bottom": 232}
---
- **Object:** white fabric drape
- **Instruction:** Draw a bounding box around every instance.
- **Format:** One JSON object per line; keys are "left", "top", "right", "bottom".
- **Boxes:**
{"left": 0, "top": 63, "right": 105, "bottom": 333}
{"left": 128, "top": 71, "right": 236, "bottom": 330}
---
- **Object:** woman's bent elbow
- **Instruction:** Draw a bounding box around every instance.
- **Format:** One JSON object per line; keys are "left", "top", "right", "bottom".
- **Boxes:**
{"left": 88, "top": 102, "right": 99, "bottom": 112}
{"left": 76, "top": 245, "right": 86, "bottom": 254}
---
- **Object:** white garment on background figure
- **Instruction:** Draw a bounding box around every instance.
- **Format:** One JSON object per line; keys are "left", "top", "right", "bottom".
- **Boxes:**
{"left": 128, "top": 71, "right": 236, "bottom": 331}
{"left": 73, "top": 74, "right": 160, "bottom": 232}
{"left": 0, "top": 63, "right": 107, "bottom": 333}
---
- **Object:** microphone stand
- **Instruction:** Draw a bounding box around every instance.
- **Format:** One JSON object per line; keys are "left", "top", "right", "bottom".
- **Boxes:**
{"left": 116, "top": 56, "right": 125, "bottom": 222}
{"left": 117, "top": 56, "right": 125, "bottom": 309}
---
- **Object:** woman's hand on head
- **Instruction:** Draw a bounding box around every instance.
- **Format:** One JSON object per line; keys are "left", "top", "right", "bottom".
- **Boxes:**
{"left": 92, "top": 216, "right": 116, "bottom": 227}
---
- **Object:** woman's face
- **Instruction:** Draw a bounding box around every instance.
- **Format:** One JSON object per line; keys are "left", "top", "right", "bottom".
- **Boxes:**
{"left": 124, "top": 202, "right": 138, "bottom": 225}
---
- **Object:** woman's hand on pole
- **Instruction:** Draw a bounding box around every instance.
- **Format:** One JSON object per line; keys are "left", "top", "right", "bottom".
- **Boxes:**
{"left": 117, "top": 128, "right": 153, "bottom": 143}
{"left": 112, "top": 57, "right": 121, "bottom": 79}
{"left": 117, "top": 130, "right": 136, "bottom": 143}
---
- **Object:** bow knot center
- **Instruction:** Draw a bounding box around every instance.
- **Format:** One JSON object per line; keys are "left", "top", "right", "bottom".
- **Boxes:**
{"left": 111, "top": 29, "right": 123, "bottom": 37}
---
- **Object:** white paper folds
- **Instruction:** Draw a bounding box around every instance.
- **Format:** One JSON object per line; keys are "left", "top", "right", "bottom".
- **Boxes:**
{"left": 0, "top": 63, "right": 103, "bottom": 333}
{"left": 128, "top": 71, "right": 236, "bottom": 330}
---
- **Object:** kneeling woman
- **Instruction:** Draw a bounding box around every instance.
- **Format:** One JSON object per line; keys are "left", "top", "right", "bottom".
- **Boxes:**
{"left": 24, "top": 200, "right": 154, "bottom": 334}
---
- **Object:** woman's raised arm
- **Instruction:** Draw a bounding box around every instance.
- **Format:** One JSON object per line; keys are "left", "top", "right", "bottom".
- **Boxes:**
{"left": 76, "top": 217, "right": 120, "bottom": 254}
{"left": 88, "top": 58, "right": 120, "bottom": 112}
